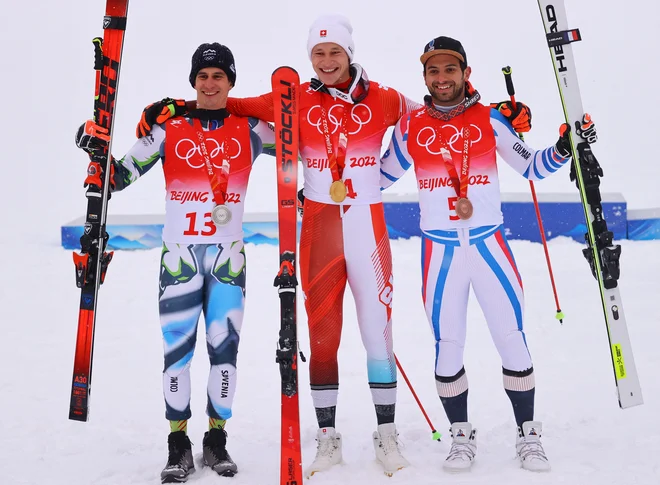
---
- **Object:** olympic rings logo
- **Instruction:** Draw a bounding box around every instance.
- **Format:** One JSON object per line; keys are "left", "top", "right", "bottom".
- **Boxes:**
{"left": 416, "top": 124, "right": 483, "bottom": 155}
{"left": 307, "top": 104, "right": 373, "bottom": 135}
{"left": 174, "top": 138, "right": 242, "bottom": 169}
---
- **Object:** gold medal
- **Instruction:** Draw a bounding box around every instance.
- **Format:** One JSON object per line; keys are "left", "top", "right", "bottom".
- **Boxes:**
{"left": 329, "top": 180, "right": 347, "bottom": 203}
{"left": 456, "top": 197, "right": 473, "bottom": 220}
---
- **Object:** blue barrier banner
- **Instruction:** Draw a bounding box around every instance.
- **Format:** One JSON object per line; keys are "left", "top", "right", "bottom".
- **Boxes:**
{"left": 627, "top": 208, "right": 660, "bottom": 241}
{"left": 382, "top": 192, "right": 628, "bottom": 243}
{"left": 61, "top": 214, "right": 286, "bottom": 250}
{"left": 62, "top": 192, "right": 656, "bottom": 250}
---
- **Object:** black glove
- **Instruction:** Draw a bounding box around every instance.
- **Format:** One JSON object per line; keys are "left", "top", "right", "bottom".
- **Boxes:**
{"left": 554, "top": 123, "right": 572, "bottom": 158}
{"left": 297, "top": 189, "right": 305, "bottom": 218}
{"left": 575, "top": 113, "right": 597, "bottom": 144}
{"left": 75, "top": 120, "right": 109, "bottom": 159}
{"left": 136, "top": 98, "right": 188, "bottom": 138}
{"left": 490, "top": 100, "right": 532, "bottom": 133}
{"left": 555, "top": 113, "right": 598, "bottom": 158}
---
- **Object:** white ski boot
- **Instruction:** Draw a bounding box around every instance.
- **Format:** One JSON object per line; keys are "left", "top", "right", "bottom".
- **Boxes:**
{"left": 517, "top": 421, "right": 550, "bottom": 471}
{"left": 372, "top": 422, "right": 410, "bottom": 476}
{"left": 443, "top": 422, "right": 477, "bottom": 472}
{"left": 305, "top": 427, "right": 342, "bottom": 478}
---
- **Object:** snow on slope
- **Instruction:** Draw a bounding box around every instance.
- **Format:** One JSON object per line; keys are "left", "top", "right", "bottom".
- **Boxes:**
{"left": 2, "top": 238, "right": 659, "bottom": 484}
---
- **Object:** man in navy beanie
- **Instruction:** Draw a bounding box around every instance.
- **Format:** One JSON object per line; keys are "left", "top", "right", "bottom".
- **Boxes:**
{"left": 189, "top": 42, "right": 236, "bottom": 88}
{"left": 75, "top": 39, "right": 280, "bottom": 483}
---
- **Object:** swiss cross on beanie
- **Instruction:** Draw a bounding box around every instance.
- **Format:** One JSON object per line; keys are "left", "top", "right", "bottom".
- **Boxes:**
{"left": 189, "top": 42, "right": 236, "bottom": 88}
{"left": 307, "top": 14, "right": 355, "bottom": 62}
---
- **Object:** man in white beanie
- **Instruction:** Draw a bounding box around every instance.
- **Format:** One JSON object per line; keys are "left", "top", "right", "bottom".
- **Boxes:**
{"left": 306, "top": 14, "right": 355, "bottom": 86}
{"left": 206, "top": 14, "right": 419, "bottom": 477}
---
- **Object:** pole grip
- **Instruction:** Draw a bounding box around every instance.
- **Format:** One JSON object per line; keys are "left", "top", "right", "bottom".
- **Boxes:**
{"left": 502, "top": 65, "right": 516, "bottom": 98}
{"left": 92, "top": 37, "right": 103, "bottom": 71}
{"left": 92, "top": 37, "right": 104, "bottom": 120}
{"left": 502, "top": 65, "right": 520, "bottom": 117}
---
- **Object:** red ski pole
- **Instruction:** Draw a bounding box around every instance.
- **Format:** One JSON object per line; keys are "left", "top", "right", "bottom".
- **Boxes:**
{"left": 502, "top": 66, "right": 564, "bottom": 324}
{"left": 395, "top": 354, "right": 441, "bottom": 441}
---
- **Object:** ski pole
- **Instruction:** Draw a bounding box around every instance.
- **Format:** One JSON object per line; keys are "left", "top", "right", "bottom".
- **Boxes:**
{"left": 394, "top": 354, "right": 441, "bottom": 441}
{"left": 502, "top": 66, "right": 564, "bottom": 324}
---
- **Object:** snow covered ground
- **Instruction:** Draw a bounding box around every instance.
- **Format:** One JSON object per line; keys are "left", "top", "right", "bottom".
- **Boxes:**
{"left": 2, "top": 237, "right": 659, "bottom": 484}
{"left": 2, "top": 0, "right": 659, "bottom": 484}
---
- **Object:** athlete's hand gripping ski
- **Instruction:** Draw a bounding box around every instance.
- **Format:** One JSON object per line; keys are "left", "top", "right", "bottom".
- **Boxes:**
{"left": 554, "top": 113, "right": 597, "bottom": 157}
{"left": 75, "top": 120, "right": 109, "bottom": 159}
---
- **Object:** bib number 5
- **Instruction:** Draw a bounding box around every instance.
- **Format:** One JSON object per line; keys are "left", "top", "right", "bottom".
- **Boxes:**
{"left": 448, "top": 196, "right": 459, "bottom": 221}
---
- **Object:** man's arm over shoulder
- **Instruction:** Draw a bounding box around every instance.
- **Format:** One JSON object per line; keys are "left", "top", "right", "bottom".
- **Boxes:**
{"left": 380, "top": 85, "right": 422, "bottom": 126}
{"left": 380, "top": 114, "right": 414, "bottom": 189}
{"left": 227, "top": 93, "right": 275, "bottom": 122}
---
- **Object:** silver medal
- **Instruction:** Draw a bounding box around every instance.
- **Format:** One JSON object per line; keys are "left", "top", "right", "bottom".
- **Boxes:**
{"left": 211, "top": 204, "right": 232, "bottom": 226}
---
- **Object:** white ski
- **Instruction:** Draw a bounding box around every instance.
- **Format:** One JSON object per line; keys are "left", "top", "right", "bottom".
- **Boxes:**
{"left": 537, "top": 0, "right": 643, "bottom": 409}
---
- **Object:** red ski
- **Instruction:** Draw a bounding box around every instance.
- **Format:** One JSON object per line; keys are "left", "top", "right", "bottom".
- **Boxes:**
{"left": 69, "top": 0, "right": 130, "bottom": 422}
{"left": 272, "top": 66, "right": 303, "bottom": 485}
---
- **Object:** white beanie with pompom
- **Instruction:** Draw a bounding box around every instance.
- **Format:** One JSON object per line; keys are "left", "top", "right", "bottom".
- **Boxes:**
{"left": 307, "top": 14, "right": 355, "bottom": 62}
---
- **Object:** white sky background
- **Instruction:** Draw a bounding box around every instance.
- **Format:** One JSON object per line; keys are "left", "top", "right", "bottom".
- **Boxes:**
{"left": 1, "top": 2, "right": 659, "bottom": 483}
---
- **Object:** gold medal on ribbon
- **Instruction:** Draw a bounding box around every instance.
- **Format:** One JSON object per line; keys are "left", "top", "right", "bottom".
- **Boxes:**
{"left": 329, "top": 180, "right": 347, "bottom": 203}
{"left": 455, "top": 197, "right": 474, "bottom": 220}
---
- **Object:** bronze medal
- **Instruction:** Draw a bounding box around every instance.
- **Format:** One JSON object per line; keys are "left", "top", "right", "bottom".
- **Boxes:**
{"left": 456, "top": 197, "right": 473, "bottom": 220}
{"left": 329, "top": 180, "right": 347, "bottom": 203}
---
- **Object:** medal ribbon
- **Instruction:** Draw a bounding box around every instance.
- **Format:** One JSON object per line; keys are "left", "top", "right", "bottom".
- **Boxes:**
{"left": 319, "top": 97, "right": 351, "bottom": 181}
{"left": 435, "top": 125, "right": 471, "bottom": 199}
{"left": 193, "top": 119, "right": 230, "bottom": 206}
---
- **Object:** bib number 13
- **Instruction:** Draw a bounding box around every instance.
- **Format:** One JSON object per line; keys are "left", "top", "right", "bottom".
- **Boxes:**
{"left": 183, "top": 212, "right": 216, "bottom": 236}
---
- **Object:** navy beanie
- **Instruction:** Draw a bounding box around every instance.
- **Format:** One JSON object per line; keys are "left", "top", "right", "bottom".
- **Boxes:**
{"left": 189, "top": 43, "right": 236, "bottom": 87}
